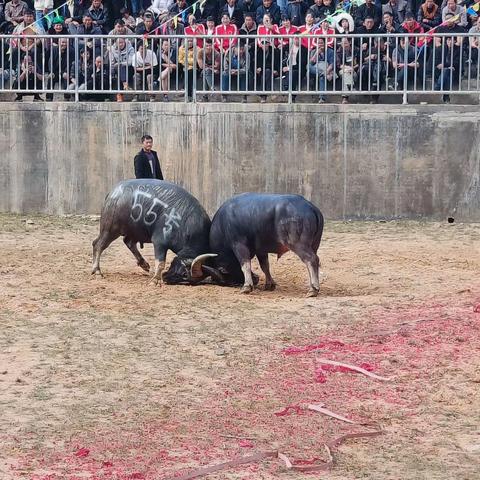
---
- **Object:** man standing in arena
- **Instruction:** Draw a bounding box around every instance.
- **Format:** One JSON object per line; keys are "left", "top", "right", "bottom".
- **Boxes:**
{"left": 134, "top": 135, "right": 164, "bottom": 180}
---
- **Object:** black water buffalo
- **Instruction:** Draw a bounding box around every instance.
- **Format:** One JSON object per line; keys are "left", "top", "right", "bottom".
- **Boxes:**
{"left": 192, "top": 193, "right": 324, "bottom": 297}
{"left": 92, "top": 179, "right": 216, "bottom": 284}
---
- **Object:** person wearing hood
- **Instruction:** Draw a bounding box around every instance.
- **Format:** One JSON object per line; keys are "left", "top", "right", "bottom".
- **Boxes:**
{"left": 335, "top": 12, "right": 355, "bottom": 33}
{"left": 47, "top": 15, "right": 69, "bottom": 40}
{"left": 417, "top": 0, "right": 441, "bottom": 30}
{"left": 108, "top": 37, "right": 134, "bottom": 101}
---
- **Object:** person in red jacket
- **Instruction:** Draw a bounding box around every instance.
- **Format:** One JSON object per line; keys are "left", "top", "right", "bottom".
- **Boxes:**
{"left": 298, "top": 11, "right": 318, "bottom": 50}
{"left": 215, "top": 13, "right": 238, "bottom": 52}
{"left": 401, "top": 12, "right": 425, "bottom": 47}
{"left": 278, "top": 14, "right": 299, "bottom": 49}
{"left": 185, "top": 14, "right": 206, "bottom": 48}
{"left": 315, "top": 15, "right": 335, "bottom": 48}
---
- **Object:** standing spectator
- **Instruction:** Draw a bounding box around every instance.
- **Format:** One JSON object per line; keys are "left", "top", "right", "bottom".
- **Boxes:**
{"left": 132, "top": 42, "right": 158, "bottom": 101}
{"left": 285, "top": 0, "right": 307, "bottom": 26}
{"left": 3, "top": 0, "right": 28, "bottom": 32}
{"left": 185, "top": 13, "right": 206, "bottom": 48}
{"left": 417, "top": 0, "right": 441, "bottom": 30}
{"left": 308, "top": 36, "right": 334, "bottom": 102}
{"left": 353, "top": 0, "right": 381, "bottom": 29}
{"left": 256, "top": 0, "right": 281, "bottom": 26}
{"left": 442, "top": 0, "right": 467, "bottom": 29}
{"left": 197, "top": 37, "right": 220, "bottom": 98}
{"left": 134, "top": 135, "right": 164, "bottom": 180}
{"left": 382, "top": 0, "right": 408, "bottom": 25}
{"left": 197, "top": 0, "right": 219, "bottom": 23}
{"left": 433, "top": 35, "right": 460, "bottom": 102}
{"left": 214, "top": 12, "right": 238, "bottom": 53}
{"left": 34, "top": 0, "right": 53, "bottom": 30}
{"left": 221, "top": 39, "right": 250, "bottom": 101}
{"left": 178, "top": 37, "right": 196, "bottom": 100}
{"left": 256, "top": 12, "right": 279, "bottom": 101}
{"left": 391, "top": 36, "right": 419, "bottom": 89}
{"left": 109, "top": 37, "right": 134, "bottom": 101}
{"left": 336, "top": 36, "right": 359, "bottom": 103}
{"left": 220, "top": 0, "right": 244, "bottom": 27}
{"left": 88, "top": 0, "right": 110, "bottom": 33}
{"left": 14, "top": 53, "right": 44, "bottom": 101}
{"left": 158, "top": 38, "right": 177, "bottom": 101}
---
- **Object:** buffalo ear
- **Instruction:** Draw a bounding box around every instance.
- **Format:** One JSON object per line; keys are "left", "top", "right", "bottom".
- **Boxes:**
{"left": 190, "top": 253, "right": 218, "bottom": 279}
{"left": 201, "top": 265, "right": 226, "bottom": 284}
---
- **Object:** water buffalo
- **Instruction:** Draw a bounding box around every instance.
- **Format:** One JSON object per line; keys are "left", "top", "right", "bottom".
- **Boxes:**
{"left": 192, "top": 193, "right": 324, "bottom": 297}
{"left": 91, "top": 179, "right": 216, "bottom": 284}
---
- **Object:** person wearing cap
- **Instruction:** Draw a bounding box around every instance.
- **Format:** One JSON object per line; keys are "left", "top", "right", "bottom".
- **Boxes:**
{"left": 334, "top": 12, "right": 355, "bottom": 33}
{"left": 47, "top": 15, "right": 68, "bottom": 40}
{"left": 206, "top": 15, "right": 216, "bottom": 34}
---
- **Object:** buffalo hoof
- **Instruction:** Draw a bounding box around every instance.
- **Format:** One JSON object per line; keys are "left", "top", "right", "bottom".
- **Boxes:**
{"left": 138, "top": 260, "right": 151, "bottom": 273}
{"left": 264, "top": 282, "right": 276, "bottom": 291}
{"left": 306, "top": 288, "right": 319, "bottom": 298}
{"left": 91, "top": 268, "right": 103, "bottom": 277}
{"left": 240, "top": 285, "right": 253, "bottom": 294}
{"left": 149, "top": 277, "right": 162, "bottom": 286}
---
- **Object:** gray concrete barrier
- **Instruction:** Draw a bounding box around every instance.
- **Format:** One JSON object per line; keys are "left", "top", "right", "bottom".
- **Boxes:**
{"left": 0, "top": 103, "right": 479, "bottom": 220}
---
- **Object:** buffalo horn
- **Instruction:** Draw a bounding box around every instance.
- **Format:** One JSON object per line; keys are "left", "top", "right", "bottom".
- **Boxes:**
{"left": 190, "top": 253, "right": 218, "bottom": 278}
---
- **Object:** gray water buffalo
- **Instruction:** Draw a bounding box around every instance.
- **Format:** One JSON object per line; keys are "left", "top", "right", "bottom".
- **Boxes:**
{"left": 192, "top": 193, "right": 324, "bottom": 297}
{"left": 92, "top": 179, "right": 216, "bottom": 284}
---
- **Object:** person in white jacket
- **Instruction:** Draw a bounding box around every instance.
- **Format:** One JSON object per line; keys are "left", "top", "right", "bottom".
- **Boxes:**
{"left": 34, "top": 0, "right": 53, "bottom": 29}
{"left": 148, "top": 0, "right": 174, "bottom": 20}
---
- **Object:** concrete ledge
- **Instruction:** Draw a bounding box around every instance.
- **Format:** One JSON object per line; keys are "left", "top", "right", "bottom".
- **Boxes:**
{"left": 0, "top": 102, "right": 479, "bottom": 220}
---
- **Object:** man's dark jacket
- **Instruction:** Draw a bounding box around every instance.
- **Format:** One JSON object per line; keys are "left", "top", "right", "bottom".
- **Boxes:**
{"left": 134, "top": 150, "right": 164, "bottom": 180}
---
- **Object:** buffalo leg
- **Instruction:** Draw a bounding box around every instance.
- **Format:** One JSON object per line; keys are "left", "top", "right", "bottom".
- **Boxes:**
{"left": 150, "top": 241, "right": 167, "bottom": 286}
{"left": 124, "top": 236, "right": 150, "bottom": 273}
{"left": 91, "top": 232, "right": 119, "bottom": 276}
{"left": 257, "top": 254, "right": 276, "bottom": 291}
{"left": 291, "top": 246, "right": 320, "bottom": 297}
{"left": 232, "top": 243, "right": 254, "bottom": 294}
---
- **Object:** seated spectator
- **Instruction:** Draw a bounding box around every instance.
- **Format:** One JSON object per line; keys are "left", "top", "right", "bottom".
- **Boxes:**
{"left": 3, "top": 0, "right": 28, "bottom": 33}
{"left": 120, "top": 7, "right": 136, "bottom": 30}
{"left": 336, "top": 36, "right": 359, "bottom": 103}
{"left": 87, "top": 0, "right": 110, "bottom": 34}
{"left": 442, "top": 0, "right": 467, "bottom": 29}
{"left": 436, "top": 11, "right": 466, "bottom": 46}
{"left": 286, "top": 0, "right": 307, "bottom": 26}
{"left": 14, "top": 53, "right": 44, "bottom": 101}
{"left": 109, "top": 19, "right": 133, "bottom": 36}
{"left": 47, "top": 16, "right": 69, "bottom": 44}
{"left": 90, "top": 55, "right": 110, "bottom": 100}
{"left": 240, "top": 12, "right": 257, "bottom": 35}
{"left": 298, "top": 11, "right": 318, "bottom": 50}
{"left": 309, "top": 0, "right": 324, "bottom": 24}
{"left": 316, "top": 0, "right": 335, "bottom": 19}
{"left": 382, "top": 0, "right": 408, "bottom": 25}
{"left": 220, "top": 0, "right": 244, "bottom": 28}
{"left": 127, "top": 0, "right": 143, "bottom": 18}
{"left": 149, "top": 0, "right": 174, "bottom": 21}
{"left": 215, "top": 12, "right": 238, "bottom": 53}
{"left": 64, "top": 0, "right": 86, "bottom": 30}
{"left": 197, "top": 0, "right": 219, "bottom": 23}
{"left": 10, "top": 10, "right": 45, "bottom": 68}
{"left": 353, "top": 0, "right": 381, "bottom": 29}
{"left": 278, "top": 14, "right": 299, "bottom": 50}
{"left": 357, "top": 15, "right": 379, "bottom": 36}
{"left": 391, "top": 36, "right": 419, "bottom": 88}
{"left": 256, "top": 0, "right": 281, "bottom": 26}
{"left": 197, "top": 37, "right": 220, "bottom": 97}
{"left": 433, "top": 35, "right": 460, "bottom": 102}
{"left": 73, "top": 14, "right": 102, "bottom": 57}
{"left": 308, "top": 36, "right": 334, "bottom": 102}
{"left": 169, "top": 0, "right": 189, "bottom": 24}
{"left": 135, "top": 11, "right": 158, "bottom": 36}
{"left": 178, "top": 37, "right": 196, "bottom": 100}
{"left": 109, "top": 37, "right": 134, "bottom": 101}
{"left": 316, "top": 16, "right": 335, "bottom": 49}
{"left": 378, "top": 11, "right": 400, "bottom": 33}
{"left": 185, "top": 13, "right": 206, "bottom": 48}
{"left": 161, "top": 14, "right": 185, "bottom": 52}
{"left": 67, "top": 48, "right": 93, "bottom": 94}
{"left": 417, "top": 0, "right": 441, "bottom": 30}
{"left": 468, "top": 15, "right": 480, "bottom": 67}
{"left": 158, "top": 38, "right": 177, "bottom": 100}
{"left": 334, "top": 12, "right": 355, "bottom": 34}
{"left": 206, "top": 15, "right": 216, "bottom": 35}
{"left": 221, "top": 40, "right": 250, "bottom": 101}
{"left": 13, "top": 7, "right": 44, "bottom": 34}
{"left": 45, "top": 37, "right": 73, "bottom": 100}
{"left": 359, "top": 35, "right": 384, "bottom": 90}
{"left": 132, "top": 42, "right": 158, "bottom": 101}
{"left": 256, "top": 12, "right": 280, "bottom": 101}
{"left": 400, "top": 11, "right": 424, "bottom": 48}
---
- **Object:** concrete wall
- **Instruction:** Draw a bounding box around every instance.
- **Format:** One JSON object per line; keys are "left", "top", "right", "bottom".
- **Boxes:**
{"left": 0, "top": 103, "right": 479, "bottom": 220}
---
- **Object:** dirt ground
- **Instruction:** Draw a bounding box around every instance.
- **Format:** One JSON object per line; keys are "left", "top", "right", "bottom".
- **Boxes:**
{"left": 1, "top": 214, "right": 479, "bottom": 480}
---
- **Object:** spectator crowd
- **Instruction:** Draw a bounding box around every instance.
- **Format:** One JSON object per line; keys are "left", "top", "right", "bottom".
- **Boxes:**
{"left": 0, "top": 0, "right": 479, "bottom": 102}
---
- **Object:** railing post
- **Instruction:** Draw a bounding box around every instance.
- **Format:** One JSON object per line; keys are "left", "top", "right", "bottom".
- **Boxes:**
{"left": 74, "top": 36, "right": 79, "bottom": 103}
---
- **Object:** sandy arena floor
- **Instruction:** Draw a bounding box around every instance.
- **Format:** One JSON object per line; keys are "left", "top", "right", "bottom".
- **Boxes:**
{"left": 0, "top": 214, "right": 479, "bottom": 480}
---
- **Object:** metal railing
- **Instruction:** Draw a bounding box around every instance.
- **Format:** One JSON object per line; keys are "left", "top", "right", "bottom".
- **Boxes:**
{"left": 1, "top": 33, "right": 479, "bottom": 103}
